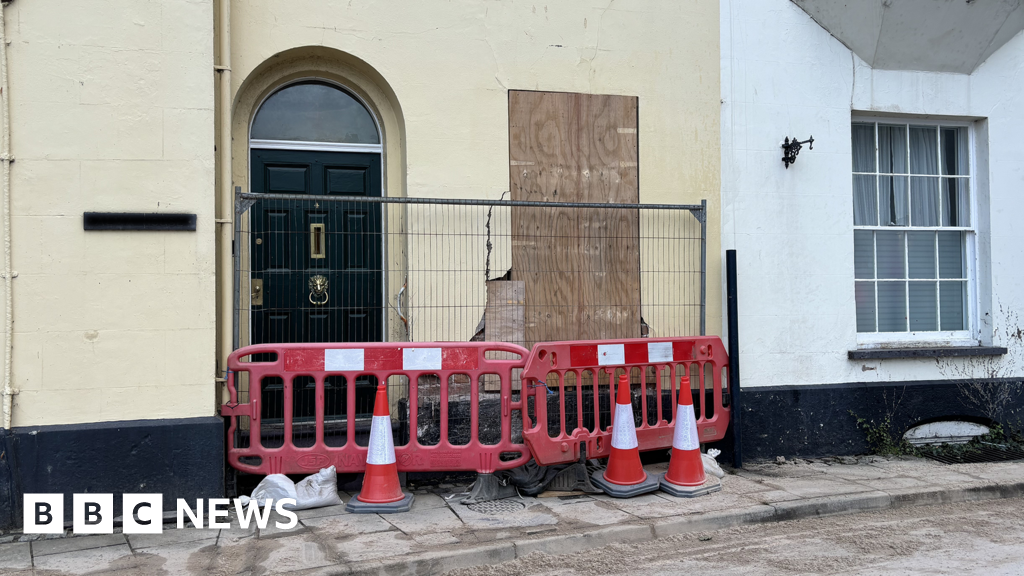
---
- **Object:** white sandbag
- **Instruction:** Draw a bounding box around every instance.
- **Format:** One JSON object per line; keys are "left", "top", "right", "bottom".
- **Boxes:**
{"left": 242, "top": 466, "right": 342, "bottom": 511}
{"left": 244, "top": 473, "right": 298, "bottom": 508}
{"left": 702, "top": 448, "right": 725, "bottom": 478}
{"left": 293, "top": 465, "right": 343, "bottom": 509}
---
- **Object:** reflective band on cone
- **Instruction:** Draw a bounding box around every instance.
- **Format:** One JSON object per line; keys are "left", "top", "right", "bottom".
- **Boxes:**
{"left": 347, "top": 383, "right": 414, "bottom": 513}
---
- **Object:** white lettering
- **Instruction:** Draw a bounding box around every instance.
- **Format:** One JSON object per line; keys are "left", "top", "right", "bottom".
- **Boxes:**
{"left": 207, "top": 498, "right": 231, "bottom": 529}
{"left": 176, "top": 499, "right": 203, "bottom": 529}
{"left": 234, "top": 498, "right": 273, "bottom": 530}
{"left": 274, "top": 499, "right": 298, "bottom": 529}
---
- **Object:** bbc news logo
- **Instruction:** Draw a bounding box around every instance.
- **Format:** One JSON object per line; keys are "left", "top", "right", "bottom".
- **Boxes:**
{"left": 24, "top": 494, "right": 298, "bottom": 534}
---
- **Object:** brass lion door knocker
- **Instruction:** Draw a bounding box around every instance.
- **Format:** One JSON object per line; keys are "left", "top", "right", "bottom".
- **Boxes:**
{"left": 308, "top": 275, "right": 329, "bottom": 306}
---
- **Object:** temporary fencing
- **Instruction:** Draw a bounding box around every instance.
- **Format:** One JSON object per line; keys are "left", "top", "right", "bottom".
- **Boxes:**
{"left": 221, "top": 341, "right": 532, "bottom": 476}
{"left": 520, "top": 337, "right": 731, "bottom": 466}
{"left": 222, "top": 336, "right": 730, "bottom": 477}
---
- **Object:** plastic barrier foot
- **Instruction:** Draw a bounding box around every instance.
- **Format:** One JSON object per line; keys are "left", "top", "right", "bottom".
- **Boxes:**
{"left": 590, "top": 470, "right": 662, "bottom": 498}
{"left": 346, "top": 492, "right": 415, "bottom": 514}
{"left": 461, "top": 473, "right": 518, "bottom": 504}
{"left": 660, "top": 476, "right": 722, "bottom": 498}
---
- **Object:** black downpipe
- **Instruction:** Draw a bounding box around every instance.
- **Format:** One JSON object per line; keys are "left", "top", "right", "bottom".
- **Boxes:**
{"left": 726, "top": 250, "right": 742, "bottom": 468}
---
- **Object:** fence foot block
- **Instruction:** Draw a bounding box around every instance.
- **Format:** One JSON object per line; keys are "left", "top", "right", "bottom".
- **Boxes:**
{"left": 461, "top": 473, "right": 518, "bottom": 504}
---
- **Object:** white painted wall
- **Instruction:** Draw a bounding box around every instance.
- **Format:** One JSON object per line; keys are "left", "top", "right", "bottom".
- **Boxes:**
{"left": 721, "top": 0, "right": 1024, "bottom": 387}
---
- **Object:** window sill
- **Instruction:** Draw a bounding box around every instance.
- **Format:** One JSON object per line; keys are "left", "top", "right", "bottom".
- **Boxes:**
{"left": 848, "top": 346, "right": 1008, "bottom": 360}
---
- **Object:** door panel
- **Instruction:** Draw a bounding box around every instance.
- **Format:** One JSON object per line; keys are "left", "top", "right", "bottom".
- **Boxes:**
{"left": 250, "top": 149, "right": 383, "bottom": 347}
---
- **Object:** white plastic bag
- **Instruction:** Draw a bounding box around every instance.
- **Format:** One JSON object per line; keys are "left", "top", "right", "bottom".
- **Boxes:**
{"left": 293, "top": 466, "right": 343, "bottom": 509}
{"left": 241, "top": 466, "right": 342, "bottom": 511}
{"left": 702, "top": 448, "right": 725, "bottom": 478}
{"left": 242, "top": 474, "right": 298, "bottom": 509}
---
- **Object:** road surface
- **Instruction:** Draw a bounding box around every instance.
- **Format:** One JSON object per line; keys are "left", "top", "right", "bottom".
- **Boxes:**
{"left": 446, "top": 497, "right": 1024, "bottom": 575}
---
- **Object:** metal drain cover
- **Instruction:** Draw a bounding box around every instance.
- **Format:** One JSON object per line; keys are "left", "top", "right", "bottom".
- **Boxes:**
{"left": 466, "top": 499, "right": 526, "bottom": 515}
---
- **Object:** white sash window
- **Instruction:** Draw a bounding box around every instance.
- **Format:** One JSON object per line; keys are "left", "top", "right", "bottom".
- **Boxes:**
{"left": 851, "top": 120, "right": 975, "bottom": 344}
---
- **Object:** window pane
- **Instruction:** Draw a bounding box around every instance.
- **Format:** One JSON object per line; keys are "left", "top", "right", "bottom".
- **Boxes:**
{"left": 855, "top": 281, "right": 876, "bottom": 332}
{"left": 251, "top": 82, "right": 380, "bottom": 144}
{"left": 854, "top": 230, "right": 875, "bottom": 279}
{"left": 877, "top": 282, "right": 907, "bottom": 332}
{"left": 940, "top": 280, "right": 967, "bottom": 331}
{"left": 938, "top": 231, "right": 965, "bottom": 279}
{"left": 907, "top": 231, "right": 935, "bottom": 279}
{"left": 853, "top": 175, "right": 878, "bottom": 226}
{"left": 879, "top": 176, "right": 909, "bottom": 226}
{"left": 941, "top": 127, "right": 969, "bottom": 176}
{"left": 910, "top": 177, "right": 939, "bottom": 226}
{"left": 852, "top": 123, "right": 876, "bottom": 172}
{"left": 878, "top": 125, "right": 907, "bottom": 173}
{"left": 941, "top": 178, "right": 970, "bottom": 227}
{"left": 909, "top": 126, "right": 938, "bottom": 175}
{"left": 908, "top": 282, "right": 938, "bottom": 331}
{"left": 876, "top": 231, "right": 906, "bottom": 279}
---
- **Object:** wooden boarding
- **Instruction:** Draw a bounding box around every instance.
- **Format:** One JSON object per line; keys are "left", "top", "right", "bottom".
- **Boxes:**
{"left": 509, "top": 91, "right": 640, "bottom": 347}
{"left": 484, "top": 280, "right": 525, "bottom": 391}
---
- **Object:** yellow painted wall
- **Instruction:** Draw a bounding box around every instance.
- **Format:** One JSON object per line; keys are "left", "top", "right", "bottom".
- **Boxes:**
{"left": 5, "top": 0, "right": 217, "bottom": 426}
{"left": 229, "top": 0, "right": 722, "bottom": 344}
{"left": 3, "top": 0, "right": 719, "bottom": 427}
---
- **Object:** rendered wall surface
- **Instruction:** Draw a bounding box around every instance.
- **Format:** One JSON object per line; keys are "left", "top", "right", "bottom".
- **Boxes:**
{"left": 227, "top": 0, "right": 722, "bottom": 345}
{"left": 721, "top": 0, "right": 1024, "bottom": 388}
{"left": 4, "top": 0, "right": 217, "bottom": 426}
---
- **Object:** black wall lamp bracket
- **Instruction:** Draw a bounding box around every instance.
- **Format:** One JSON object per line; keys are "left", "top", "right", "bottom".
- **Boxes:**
{"left": 782, "top": 136, "right": 813, "bottom": 169}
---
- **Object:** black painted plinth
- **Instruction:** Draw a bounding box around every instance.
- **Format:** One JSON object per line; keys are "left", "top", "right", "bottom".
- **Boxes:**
{"left": 708, "top": 378, "right": 1024, "bottom": 463}
{"left": 0, "top": 416, "right": 224, "bottom": 529}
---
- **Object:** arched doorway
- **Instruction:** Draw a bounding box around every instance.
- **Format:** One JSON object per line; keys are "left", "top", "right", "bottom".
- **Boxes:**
{"left": 248, "top": 80, "right": 384, "bottom": 346}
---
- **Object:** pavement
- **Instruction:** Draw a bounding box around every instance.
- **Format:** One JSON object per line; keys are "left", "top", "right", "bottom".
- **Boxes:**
{"left": 1, "top": 455, "right": 1022, "bottom": 576}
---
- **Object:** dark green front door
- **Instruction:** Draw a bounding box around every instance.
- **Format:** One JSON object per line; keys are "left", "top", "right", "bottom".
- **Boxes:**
{"left": 250, "top": 149, "right": 383, "bottom": 345}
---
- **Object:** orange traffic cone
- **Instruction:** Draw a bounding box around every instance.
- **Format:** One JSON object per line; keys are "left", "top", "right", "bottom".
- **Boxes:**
{"left": 346, "top": 383, "right": 414, "bottom": 513}
{"left": 591, "top": 374, "right": 661, "bottom": 497}
{"left": 661, "top": 377, "right": 721, "bottom": 497}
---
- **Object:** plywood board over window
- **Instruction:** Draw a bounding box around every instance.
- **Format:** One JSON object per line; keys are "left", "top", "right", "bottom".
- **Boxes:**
{"left": 509, "top": 91, "right": 640, "bottom": 346}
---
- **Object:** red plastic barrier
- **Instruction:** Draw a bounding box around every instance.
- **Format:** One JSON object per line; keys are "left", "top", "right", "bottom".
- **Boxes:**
{"left": 221, "top": 342, "right": 531, "bottom": 475}
{"left": 520, "top": 337, "right": 730, "bottom": 466}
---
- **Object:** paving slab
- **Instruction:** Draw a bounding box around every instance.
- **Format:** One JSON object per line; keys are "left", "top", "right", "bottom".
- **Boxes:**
{"left": 853, "top": 475, "right": 934, "bottom": 491}
{"left": 750, "top": 489, "right": 807, "bottom": 504}
{"left": 756, "top": 476, "right": 877, "bottom": 498}
{"left": 735, "top": 463, "right": 827, "bottom": 479}
{"left": 32, "top": 533, "right": 126, "bottom": 557}
{"left": 257, "top": 534, "right": 337, "bottom": 573}
{"left": 32, "top": 543, "right": 133, "bottom": 574}
{"left": 534, "top": 497, "right": 634, "bottom": 526}
{"left": 384, "top": 504, "right": 464, "bottom": 533}
{"left": 301, "top": 512, "right": 395, "bottom": 536}
{"left": 411, "top": 493, "right": 449, "bottom": 510}
{"left": 128, "top": 527, "right": 212, "bottom": 550}
{"left": 818, "top": 463, "right": 892, "bottom": 480}
{"left": 0, "top": 542, "right": 31, "bottom": 571}
{"left": 295, "top": 503, "right": 348, "bottom": 520}
{"left": 335, "top": 529, "right": 417, "bottom": 563}
{"left": 411, "top": 530, "right": 462, "bottom": 546}
{"left": 718, "top": 474, "right": 775, "bottom": 494}
{"left": 606, "top": 490, "right": 761, "bottom": 519}
{"left": 259, "top": 510, "right": 307, "bottom": 538}
{"left": 132, "top": 536, "right": 219, "bottom": 574}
